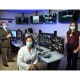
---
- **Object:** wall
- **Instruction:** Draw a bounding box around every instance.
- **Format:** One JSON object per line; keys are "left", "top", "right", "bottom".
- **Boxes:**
{"left": 0, "top": 10, "right": 80, "bottom": 38}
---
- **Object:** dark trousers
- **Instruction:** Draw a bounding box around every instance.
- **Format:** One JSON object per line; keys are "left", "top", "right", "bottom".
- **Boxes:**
{"left": 67, "top": 52, "right": 78, "bottom": 70}
{"left": 1, "top": 47, "right": 12, "bottom": 65}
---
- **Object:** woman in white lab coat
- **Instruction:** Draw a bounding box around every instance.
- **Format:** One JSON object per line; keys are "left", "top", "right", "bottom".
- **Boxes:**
{"left": 17, "top": 35, "right": 38, "bottom": 70}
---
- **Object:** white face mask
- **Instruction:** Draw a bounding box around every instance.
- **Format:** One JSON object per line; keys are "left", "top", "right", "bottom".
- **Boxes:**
{"left": 70, "top": 26, "right": 75, "bottom": 30}
{"left": 26, "top": 42, "right": 33, "bottom": 48}
{"left": 3, "top": 26, "right": 7, "bottom": 29}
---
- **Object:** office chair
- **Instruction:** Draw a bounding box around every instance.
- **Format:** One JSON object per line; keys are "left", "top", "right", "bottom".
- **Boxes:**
{"left": 17, "top": 29, "right": 23, "bottom": 40}
{"left": 28, "top": 28, "right": 33, "bottom": 33}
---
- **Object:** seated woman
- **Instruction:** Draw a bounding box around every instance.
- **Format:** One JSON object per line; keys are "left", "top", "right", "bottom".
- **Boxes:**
{"left": 17, "top": 35, "right": 38, "bottom": 70}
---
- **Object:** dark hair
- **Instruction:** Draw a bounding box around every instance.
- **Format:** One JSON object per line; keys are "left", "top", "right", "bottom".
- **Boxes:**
{"left": 69, "top": 21, "right": 78, "bottom": 34}
{"left": 1, "top": 22, "right": 7, "bottom": 25}
{"left": 25, "top": 35, "right": 35, "bottom": 48}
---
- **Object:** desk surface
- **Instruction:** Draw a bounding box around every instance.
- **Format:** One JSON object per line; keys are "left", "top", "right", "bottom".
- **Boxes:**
{"left": 37, "top": 46, "right": 65, "bottom": 63}
{"left": 12, "top": 40, "right": 23, "bottom": 48}
{"left": 39, "top": 51, "right": 64, "bottom": 63}
{"left": 37, "top": 45, "right": 50, "bottom": 52}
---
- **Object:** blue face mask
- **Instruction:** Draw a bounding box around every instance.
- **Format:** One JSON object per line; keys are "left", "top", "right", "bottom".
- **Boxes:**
{"left": 26, "top": 42, "right": 33, "bottom": 48}
{"left": 70, "top": 26, "right": 75, "bottom": 30}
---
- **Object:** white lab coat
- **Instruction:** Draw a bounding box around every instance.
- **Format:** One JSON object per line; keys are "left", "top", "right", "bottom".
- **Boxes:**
{"left": 17, "top": 46, "right": 38, "bottom": 70}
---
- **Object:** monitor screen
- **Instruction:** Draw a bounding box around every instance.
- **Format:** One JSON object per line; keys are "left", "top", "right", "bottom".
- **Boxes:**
{"left": 58, "top": 10, "right": 79, "bottom": 23}
{"left": 30, "top": 15, "right": 44, "bottom": 24}
{"left": 11, "top": 30, "right": 17, "bottom": 37}
{"left": 25, "top": 33, "right": 39, "bottom": 42}
{"left": 52, "top": 37, "right": 64, "bottom": 53}
{"left": 39, "top": 33, "right": 53, "bottom": 49}
{"left": 24, "top": 33, "right": 39, "bottom": 45}
{"left": 33, "top": 16, "right": 39, "bottom": 23}
{"left": 44, "top": 14, "right": 56, "bottom": 23}
{"left": 16, "top": 17, "right": 28, "bottom": 24}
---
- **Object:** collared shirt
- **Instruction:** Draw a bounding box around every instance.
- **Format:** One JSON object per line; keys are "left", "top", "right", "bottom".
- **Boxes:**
{"left": 17, "top": 46, "right": 38, "bottom": 70}
{"left": 4, "top": 29, "right": 7, "bottom": 32}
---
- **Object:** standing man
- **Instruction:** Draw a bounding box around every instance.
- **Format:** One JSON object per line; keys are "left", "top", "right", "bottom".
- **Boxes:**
{"left": 0, "top": 22, "right": 14, "bottom": 67}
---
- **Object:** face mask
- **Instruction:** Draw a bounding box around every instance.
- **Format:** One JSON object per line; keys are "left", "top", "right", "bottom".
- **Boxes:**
{"left": 3, "top": 26, "right": 7, "bottom": 29}
{"left": 26, "top": 42, "right": 33, "bottom": 48}
{"left": 70, "top": 26, "right": 75, "bottom": 30}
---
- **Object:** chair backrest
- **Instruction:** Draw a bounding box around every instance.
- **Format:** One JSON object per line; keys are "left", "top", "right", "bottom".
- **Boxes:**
{"left": 28, "top": 28, "right": 33, "bottom": 33}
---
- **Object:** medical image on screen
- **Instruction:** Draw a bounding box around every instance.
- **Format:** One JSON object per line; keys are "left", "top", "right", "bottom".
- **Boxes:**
{"left": 16, "top": 17, "right": 28, "bottom": 24}
{"left": 33, "top": 16, "right": 39, "bottom": 23}
{"left": 30, "top": 15, "right": 44, "bottom": 24}
{"left": 59, "top": 10, "right": 79, "bottom": 23}
{"left": 39, "top": 33, "right": 53, "bottom": 49}
{"left": 11, "top": 30, "right": 17, "bottom": 37}
{"left": 52, "top": 37, "right": 64, "bottom": 53}
{"left": 44, "top": 14, "right": 56, "bottom": 23}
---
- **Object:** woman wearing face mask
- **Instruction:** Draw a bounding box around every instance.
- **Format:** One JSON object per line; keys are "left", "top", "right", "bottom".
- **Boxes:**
{"left": 65, "top": 21, "right": 80, "bottom": 70}
{"left": 17, "top": 35, "right": 38, "bottom": 70}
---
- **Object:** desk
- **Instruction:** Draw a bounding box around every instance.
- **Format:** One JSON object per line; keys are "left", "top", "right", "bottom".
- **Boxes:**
{"left": 11, "top": 40, "right": 23, "bottom": 48}
{"left": 37, "top": 46, "right": 65, "bottom": 70}
{"left": 37, "top": 46, "right": 50, "bottom": 52}
{"left": 39, "top": 51, "right": 64, "bottom": 63}
{"left": 11, "top": 40, "right": 23, "bottom": 52}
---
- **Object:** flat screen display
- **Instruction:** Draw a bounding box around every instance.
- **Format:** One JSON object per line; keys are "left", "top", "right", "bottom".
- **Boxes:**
{"left": 44, "top": 14, "right": 56, "bottom": 23}
{"left": 16, "top": 17, "right": 28, "bottom": 24}
{"left": 11, "top": 30, "right": 17, "bottom": 37}
{"left": 33, "top": 16, "right": 39, "bottom": 23}
{"left": 30, "top": 15, "right": 44, "bottom": 24}
{"left": 58, "top": 10, "right": 79, "bottom": 23}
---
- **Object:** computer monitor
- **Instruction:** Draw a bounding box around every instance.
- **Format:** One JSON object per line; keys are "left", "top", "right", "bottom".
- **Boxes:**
{"left": 11, "top": 30, "right": 17, "bottom": 37}
{"left": 25, "top": 33, "right": 39, "bottom": 42}
{"left": 16, "top": 17, "right": 28, "bottom": 24}
{"left": 44, "top": 14, "right": 56, "bottom": 23}
{"left": 30, "top": 15, "right": 44, "bottom": 24}
{"left": 58, "top": 10, "right": 79, "bottom": 23}
{"left": 52, "top": 37, "right": 64, "bottom": 53}
{"left": 24, "top": 33, "right": 39, "bottom": 45}
{"left": 39, "top": 33, "right": 53, "bottom": 49}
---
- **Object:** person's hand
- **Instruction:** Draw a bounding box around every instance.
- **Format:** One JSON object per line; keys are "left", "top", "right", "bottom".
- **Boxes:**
{"left": 73, "top": 49, "right": 78, "bottom": 54}
{"left": 29, "top": 64, "right": 36, "bottom": 70}
{"left": 7, "top": 34, "right": 12, "bottom": 38}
